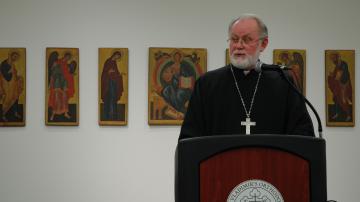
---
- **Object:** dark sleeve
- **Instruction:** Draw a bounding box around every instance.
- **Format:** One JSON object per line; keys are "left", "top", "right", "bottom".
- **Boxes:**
{"left": 179, "top": 78, "right": 205, "bottom": 140}
{"left": 341, "top": 61, "right": 350, "bottom": 83}
{"left": 1, "top": 61, "right": 12, "bottom": 81}
{"left": 284, "top": 73, "right": 315, "bottom": 137}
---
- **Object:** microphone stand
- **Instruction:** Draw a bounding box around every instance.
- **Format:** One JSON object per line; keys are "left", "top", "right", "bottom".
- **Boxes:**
{"left": 268, "top": 67, "right": 323, "bottom": 139}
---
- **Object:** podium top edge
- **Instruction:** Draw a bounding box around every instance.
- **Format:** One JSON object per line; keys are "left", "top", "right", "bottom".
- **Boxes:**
{"left": 179, "top": 134, "right": 325, "bottom": 144}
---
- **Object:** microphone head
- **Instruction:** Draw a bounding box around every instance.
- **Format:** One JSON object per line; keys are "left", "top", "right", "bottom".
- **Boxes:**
{"left": 254, "top": 61, "right": 292, "bottom": 71}
{"left": 279, "top": 65, "right": 289, "bottom": 70}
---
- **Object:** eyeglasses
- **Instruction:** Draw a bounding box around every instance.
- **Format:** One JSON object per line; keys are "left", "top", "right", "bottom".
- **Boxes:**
{"left": 227, "top": 35, "right": 262, "bottom": 46}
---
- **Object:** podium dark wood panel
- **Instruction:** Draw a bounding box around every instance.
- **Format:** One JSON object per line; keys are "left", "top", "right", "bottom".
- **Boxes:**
{"left": 200, "top": 147, "right": 309, "bottom": 202}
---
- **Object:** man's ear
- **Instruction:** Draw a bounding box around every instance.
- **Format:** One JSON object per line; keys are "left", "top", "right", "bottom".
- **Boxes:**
{"left": 260, "top": 37, "right": 269, "bottom": 52}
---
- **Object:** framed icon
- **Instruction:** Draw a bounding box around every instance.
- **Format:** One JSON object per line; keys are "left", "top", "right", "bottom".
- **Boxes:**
{"left": 0, "top": 48, "right": 26, "bottom": 126}
{"left": 325, "top": 50, "right": 355, "bottom": 127}
{"left": 46, "top": 48, "right": 79, "bottom": 126}
{"left": 273, "top": 49, "right": 306, "bottom": 95}
{"left": 98, "top": 48, "right": 128, "bottom": 126}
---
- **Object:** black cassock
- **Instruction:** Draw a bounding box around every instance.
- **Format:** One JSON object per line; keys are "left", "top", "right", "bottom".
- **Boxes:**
{"left": 179, "top": 65, "right": 314, "bottom": 140}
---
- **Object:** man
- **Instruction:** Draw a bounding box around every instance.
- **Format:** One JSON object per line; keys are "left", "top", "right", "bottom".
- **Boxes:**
{"left": 327, "top": 52, "right": 352, "bottom": 121}
{"left": 179, "top": 14, "right": 314, "bottom": 140}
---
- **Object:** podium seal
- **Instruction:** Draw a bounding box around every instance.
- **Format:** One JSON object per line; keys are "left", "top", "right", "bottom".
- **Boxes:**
{"left": 227, "top": 179, "right": 284, "bottom": 202}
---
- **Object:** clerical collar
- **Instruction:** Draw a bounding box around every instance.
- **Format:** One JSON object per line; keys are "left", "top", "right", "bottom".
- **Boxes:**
{"left": 229, "top": 64, "right": 255, "bottom": 76}
{"left": 243, "top": 70, "right": 250, "bottom": 75}
{"left": 230, "top": 65, "right": 257, "bottom": 77}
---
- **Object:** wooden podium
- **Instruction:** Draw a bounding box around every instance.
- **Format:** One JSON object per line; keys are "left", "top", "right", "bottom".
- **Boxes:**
{"left": 175, "top": 135, "right": 327, "bottom": 202}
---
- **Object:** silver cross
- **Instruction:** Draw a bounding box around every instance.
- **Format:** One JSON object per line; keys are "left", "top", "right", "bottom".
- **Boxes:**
{"left": 241, "top": 117, "right": 256, "bottom": 135}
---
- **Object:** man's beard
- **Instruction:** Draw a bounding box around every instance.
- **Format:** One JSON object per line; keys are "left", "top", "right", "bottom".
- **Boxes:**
{"left": 230, "top": 48, "right": 261, "bottom": 70}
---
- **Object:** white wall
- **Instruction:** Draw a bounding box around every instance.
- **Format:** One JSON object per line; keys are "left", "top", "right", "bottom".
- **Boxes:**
{"left": 0, "top": 0, "right": 359, "bottom": 201}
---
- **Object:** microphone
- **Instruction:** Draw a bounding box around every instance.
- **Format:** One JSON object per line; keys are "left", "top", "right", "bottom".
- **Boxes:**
{"left": 254, "top": 60, "right": 323, "bottom": 138}
{"left": 255, "top": 61, "right": 291, "bottom": 72}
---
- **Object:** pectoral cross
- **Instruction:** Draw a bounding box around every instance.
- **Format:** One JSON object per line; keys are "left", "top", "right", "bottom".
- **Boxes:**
{"left": 241, "top": 117, "right": 256, "bottom": 135}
